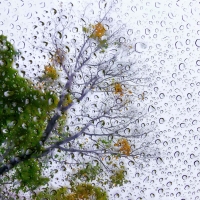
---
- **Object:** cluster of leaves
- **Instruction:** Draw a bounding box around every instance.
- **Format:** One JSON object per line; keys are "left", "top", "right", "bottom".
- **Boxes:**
{"left": 66, "top": 183, "right": 108, "bottom": 200}
{"left": 14, "top": 159, "right": 49, "bottom": 192}
{"left": 91, "top": 23, "right": 106, "bottom": 39}
{"left": 83, "top": 22, "right": 108, "bottom": 52}
{"left": 114, "top": 138, "right": 131, "bottom": 156}
{"left": 0, "top": 35, "right": 58, "bottom": 150}
{"left": 73, "top": 163, "right": 101, "bottom": 182}
{"left": 63, "top": 93, "right": 73, "bottom": 107}
{"left": 98, "top": 138, "right": 112, "bottom": 148}
{"left": 114, "top": 82, "right": 123, "bottom": 96}
{"left": 37, "top": 48, "right": 65, "bottom": 90}
{"left": 43, "top": 65, "right": 59, "bottom": 80}
{"left": 33, "top": 183, "right": 108, "bottom": 200}
{"left": 33, "top": 187, "right": 67, "bottom": 200}
{"left": 110, "top": 167, "right": 128, "bottom": 188}
{"left": 0, "top": 35, "right": 66, "bottom": 192}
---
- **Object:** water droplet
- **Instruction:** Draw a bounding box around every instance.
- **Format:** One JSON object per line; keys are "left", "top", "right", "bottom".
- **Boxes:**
{"left": 176, "top": 95, "right": 182, "bottom": 101}
{"left": 145, "top": 28, "right": 150, "bottom": 35}
{"left": 2, "top": 129, "right": 8, "bottom": 133}
{"left": 160, "top": 20, "right": 166, "bottom": 27}
{"left": 169, "top": 117, "right": 174, "bottom": 122}
{"left": 172, "top": 138, "right": 176, "bottom": 143}
{"left": 184, "top": 185, "right": 190, "bottom": 190}
{"left": 179, "top": 63, "right": 186, "bottom": 71}
{"left": 196, "top": 60, "right": 200, "bottom": 66}
{"left": 40, "top": 2, "right": 45, "bottom": 8}
{"left": 119, "top": 37, "right": 126, "bottom": 43}
{"left": 159, "top": 118, "right": 165, "bottom": 124}
{"left": 73, "top": 27, "right": 78, "bottom": 33}
{"left": 18, "top": 41, "right": 25, "bottom": 49}
{"left": 135, "top": 42, "right": 147, "bottom": 53}
{"left": 186, "top": 39, "right": 190, "bottom": 45}
{"left": 179, "top": 25, "right": 184, "bottom": 30}
{"left": 158, "top": 188, "right": 163, "bottom": 194}
{"left": 156, "top": 157, "right": 164, "bottom": 164}
{"left": 128, "top": 161, "right": 134, "bottom": 166}
{"left": 159, "top": 93, "right": 165, "bottom": 99}
{"left": 116, "top": 98, "right": 122, "bottom": 104}
{"left": 163, "top": 141, "right": 168, "bottom": 146}
{"left": 170, "top": 80, "right": 176, "bottom": 86}
{"left": 148, "top": 106, "right": 156, "bottom": 112}
{"left": 174, "top": 151, "right": 180, "bottom": 158}
{"left": 187, "top": 93, "right": 192, "bottom": 99}
{"left": 131, "top": 6, "right": 137, "bottom": 12}
{"left": 172, "top": 73, "right": 177, "bottom": 78}
{"left": 152, "top": 170, "right": 156, "bottom": 175}
{"left": 182, "top": 175, "right": 187, "bottom": 180}
{"left": 155, "top": 139, "right": 161, "bottom": 144}
{"left": 114, "top": 193, "right": 119, "bottom": 198}
{"left": 18, "top": 107, "right": 23, "bottom": 112}
{"left": 175, "top": 41, "right": 183, "bottom": 49}
{"left": 195, "top": 39, "right": 200, "bottom": 47}
{"left": 150, "top": 193, "right": 155, "bottom": 198}
{"left": 155, "top": 2, "right": 161, "bottom": 8}
{"left": 166, "top": 181, "right": 172, "bottom": 186}
{"left": 135, "top": 173, "right": 140, "bottom": 177}
{"left": 4, "top": 91, "right": 14, "bottom": 97}
{"left": 51, "top": 8, "right": 57, "bottom": 15}
{"left": 22, "top": 123, "right": 27, "bottom": 129}
{"left": 168, "top": 12, "right": 175, "bottom": 19}
{"left": 154, "top": 87, "right": 158, "bottom": 92}
{"left": 127, "top": 29, "right": 133, "bottom": 35}
{"left": 0, "top": 60, "right": 5, "bottom": 66}
{"left": 7, "top": 121, "right": 16, "bottom": 128}
{"left": 194, "top": 160, "right": 200, "bottom": 167}
{"left": 176, "top": 192, "right": 181, "bottom": 197}
{"left": 192, "top": 120, "right": 197, "bottom": 125}
{"left": 180, "top": 123, "right": 185, "bottom": 128}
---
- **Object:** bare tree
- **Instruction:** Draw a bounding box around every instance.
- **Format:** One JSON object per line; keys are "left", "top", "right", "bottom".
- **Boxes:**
{"left": 0, "top": 2, "right": 155, "bottom": 198}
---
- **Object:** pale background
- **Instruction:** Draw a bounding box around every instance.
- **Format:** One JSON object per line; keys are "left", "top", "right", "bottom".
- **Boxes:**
{"left": 1, "top": 0, "right": 200, "bottom": 199}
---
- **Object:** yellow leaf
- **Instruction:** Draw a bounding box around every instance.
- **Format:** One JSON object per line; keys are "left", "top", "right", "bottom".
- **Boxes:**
{"left": 91, "top": 23, "right": 106, "bottom": 38}
{"left": 114, "top": 138, "right": 131, "bottom": 156}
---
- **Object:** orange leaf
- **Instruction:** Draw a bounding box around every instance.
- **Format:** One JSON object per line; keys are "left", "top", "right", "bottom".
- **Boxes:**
{"left": 91, "top": 23, "right": 106, "bottom": 38}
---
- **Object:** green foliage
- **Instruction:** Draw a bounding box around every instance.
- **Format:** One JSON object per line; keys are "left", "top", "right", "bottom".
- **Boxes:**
{"left": 42, "top": 65, "right": 59, "bottom": 80}
{"left": 82, "top": 23, "right": 108, "bottom": 53}
{"left": 0, "top": 35, "right": 58, "bottom": 153}
{"left": 0, "top": 35, "right": 60, "bottom": 191}
{"left": 82, "top": 26, "right": 89, "bottom": 33}
{"left": 99, "top": 39, "right": 108, "bottom": 49}
{"left": 33, "top": 187, "right": 67, "bottom": 200}
{"left": 66, "top": 183, "right": 108, "bottom": 200}
{"left": 14, "top": 158, "right": 49, "bottom": 192}
{"left": 56, "top": 113, "right": 68, "bottom": 134}
{"left": 110, "top": 167, "right": 127, "bottom": 188}
{"left": 33, "top": 184, "right": 108, "bottom": 200}
{"left": 98, "top": 138, "right": 112, "bottom": 148}
{"left": 74, "top": 163, "right": 101, "bottom": 182}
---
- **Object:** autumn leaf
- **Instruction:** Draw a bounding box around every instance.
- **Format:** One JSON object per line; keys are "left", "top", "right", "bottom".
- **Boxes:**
{"left": 43, "top": 65, "right": 59, "bottom": 80}
{"left": 91, "top": 23, "right": 106, "bottom": 38}
{"left": 114, "top": 82, "right": 123, "bottom": 96}
{"left": 114, "top": 138, "right": 131, "bottom": 156}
